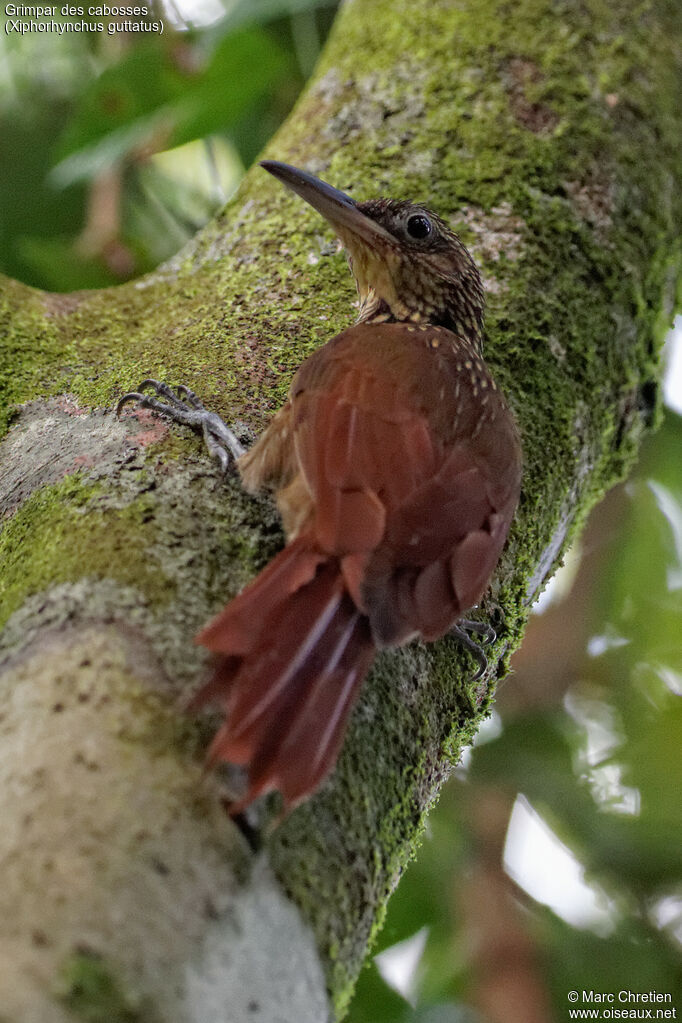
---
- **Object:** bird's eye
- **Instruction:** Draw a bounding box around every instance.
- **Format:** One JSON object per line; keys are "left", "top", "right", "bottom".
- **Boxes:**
{"left": 405, "top": 213, "right": 433, "bottom": 241}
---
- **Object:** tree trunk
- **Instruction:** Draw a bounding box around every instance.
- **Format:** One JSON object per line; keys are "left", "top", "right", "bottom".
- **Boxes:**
{"left": 1, "top": 0, "right": 680, "bottom": 1018}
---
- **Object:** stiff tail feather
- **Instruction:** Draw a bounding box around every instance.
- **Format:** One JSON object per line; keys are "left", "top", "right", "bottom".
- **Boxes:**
{"left": 191, "top": 537, "right": 375, "bottom": 812}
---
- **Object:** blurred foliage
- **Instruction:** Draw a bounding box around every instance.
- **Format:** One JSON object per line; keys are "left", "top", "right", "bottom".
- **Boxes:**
{"left": 1, "top": 6, "right": 680, "bottom": 1021}
{"left": 349, "top": 409, "right": 682, "bottom": 1022}
{"left": 0, "top": 0, "right": 338, "bottom": 289}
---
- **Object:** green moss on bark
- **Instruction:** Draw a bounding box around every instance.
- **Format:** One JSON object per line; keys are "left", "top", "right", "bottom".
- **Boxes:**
{"left": 0, "top": 475, "right": 172, "bottom": 630}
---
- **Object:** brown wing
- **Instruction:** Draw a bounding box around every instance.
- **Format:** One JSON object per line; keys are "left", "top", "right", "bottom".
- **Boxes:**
{"left": 288, "top": 322, "right": 521, "bottom": 647}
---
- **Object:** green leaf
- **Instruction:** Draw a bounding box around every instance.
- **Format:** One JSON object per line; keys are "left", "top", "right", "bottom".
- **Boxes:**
{"left": 348, "top": 963, "right": 412, "bottom": 1023}
{"left": 52, "top": 41, "right": 183, "bottom": 167}
{"left": 206, "top": 0, "right": 339, "bottom": 38}
{"left": 17, "top": 236, "right": 129, "bottom": 291}
{"left": 541, "top": 908, "right": 682, "bottom": 1014}
{"left": 0, "top": 108, "right": 87, "bottom": 287}
{"left": 172, "top": 27, "right": 292, "bottom": 148}
{"left": 51, "top": 28, "right": 291, "bottom": 186}
{"left": 596, "top": 412, "right": 682, "bottom": 685}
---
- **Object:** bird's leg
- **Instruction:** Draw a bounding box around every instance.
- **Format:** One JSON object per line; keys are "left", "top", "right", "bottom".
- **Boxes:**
{"left": 117, "top": 379, "right": 245, "bottom": 473}
{"left": 450, "top": 618, "right": 496, "bottom": 680}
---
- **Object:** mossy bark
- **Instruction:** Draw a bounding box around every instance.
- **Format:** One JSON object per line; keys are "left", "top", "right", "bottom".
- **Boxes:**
{"left": 1, "top": 0, "right": 681, "bottom": 1019}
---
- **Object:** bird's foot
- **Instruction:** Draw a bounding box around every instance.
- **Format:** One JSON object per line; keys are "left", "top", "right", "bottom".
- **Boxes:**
{"left": 450, "top": 618, "right": 496, "bottom": 681}
{"left": 117, "top": 379, "right": 245, "bottom": 473}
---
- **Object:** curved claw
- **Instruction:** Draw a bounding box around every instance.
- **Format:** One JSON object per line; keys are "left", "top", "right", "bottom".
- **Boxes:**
{"left": 458, "top": 618, "right": 496, "bottom": 646}
{"left": 116, "top": 391, "right": 147, "bottom": 416}
{"left": 116, "top": 379, "right": 182, "bottom": 417}
{"left": 176, "top": 384, "right": 206, "bottom": 411}
{"left": 450, "top": 618, "right": 496, "bottom": 680}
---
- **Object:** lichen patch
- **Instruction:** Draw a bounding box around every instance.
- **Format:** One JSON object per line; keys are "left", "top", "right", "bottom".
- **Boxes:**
{"left": 502, "top": 56, "right": 560, "bottom": 135}
{"left": 41, "top": 291, "right": 88, "bottom": 319}
{"left": 0, "top": 399, "right": 148, "bottom": 520}
{"left": 563, "top": 176, "right": 615, "bottom": 232}
{"left": 456, "top": 203, "right": 527, "bottom": 294}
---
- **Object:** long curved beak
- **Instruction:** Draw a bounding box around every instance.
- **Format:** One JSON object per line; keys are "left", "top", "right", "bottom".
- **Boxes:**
{"left": 259, "top": 160, "right": 393, "bottom": 247}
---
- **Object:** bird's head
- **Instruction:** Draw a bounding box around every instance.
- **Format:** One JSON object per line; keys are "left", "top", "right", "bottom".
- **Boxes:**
{"left": 261, "top": 160, "right": 485, "bottom": 347}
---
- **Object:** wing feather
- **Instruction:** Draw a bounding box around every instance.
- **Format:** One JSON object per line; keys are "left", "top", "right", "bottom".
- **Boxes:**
{"left": 288, "top": 323, "right": 520, "bottom": 644}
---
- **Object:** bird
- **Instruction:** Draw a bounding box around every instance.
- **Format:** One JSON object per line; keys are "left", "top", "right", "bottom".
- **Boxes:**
{"left": 118, "top": 160, "right": 522, "bottom": 815}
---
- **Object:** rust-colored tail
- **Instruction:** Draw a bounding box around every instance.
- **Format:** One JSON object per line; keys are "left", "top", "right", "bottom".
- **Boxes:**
{"left": 192, "top": 537, "right": 375, "bottom": 813}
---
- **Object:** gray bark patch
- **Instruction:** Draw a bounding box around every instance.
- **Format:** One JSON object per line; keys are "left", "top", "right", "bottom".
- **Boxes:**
{"left": 184, "top": 858, "right": 331, "bottom": 1023}
{"left": 0, "top": 396, "right": 167, "bottom": 519}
